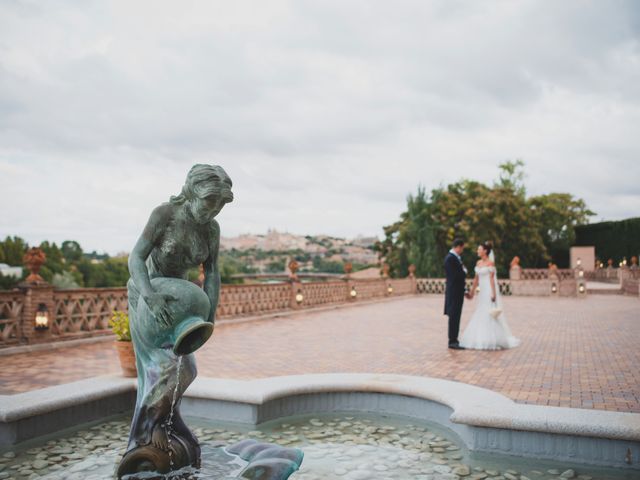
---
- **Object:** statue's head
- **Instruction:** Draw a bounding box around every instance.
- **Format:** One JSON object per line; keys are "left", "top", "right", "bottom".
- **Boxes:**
{"left": 171, "top": 164, "right": 233, "bottom": 224}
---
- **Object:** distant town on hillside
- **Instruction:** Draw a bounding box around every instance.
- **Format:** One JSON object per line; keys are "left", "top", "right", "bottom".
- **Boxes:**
{"left": 219, "top": 230, "right": 379, "bottom": 277}
{"left": 0, "top": 231, "right": 381, "bottom": 289}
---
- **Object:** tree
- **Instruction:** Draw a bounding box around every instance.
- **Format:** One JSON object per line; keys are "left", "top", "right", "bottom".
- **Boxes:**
{"left": 52, "top": 271, "right": 81, "bottom": 289}
{"left": 38, "top": 241, "right": 65, "bottom": 282}
{"left": 266, "top": 259, "right": 286, "bottom": 273}
{"left": 375, "top": 220, "right": 407, "bottom": 278}
{"left": 0, "top": 271, "right": 26, "bottom": 290}
{"left": 375, "top": 187, "right": 441, "bottom": 278}
{"left": 0, "top": 236, "right": 28, "bottom": 266}
{"left": 379, "top": 161, "right": 592, "bottom": 277}
{"left": 529, "top": 193, "right": 596, "bottom": 266}
{"left": 428, "top": 177, "right": 547, "bottom": 275}
{"left": 61, "top": 240, "right": 83, "bottom": 263}
{"left": 496, "top": 159, "right": 526, "bottom": 195}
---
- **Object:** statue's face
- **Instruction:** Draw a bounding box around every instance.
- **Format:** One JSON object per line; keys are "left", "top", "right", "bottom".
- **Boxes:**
{"left": 189, "top": 172, "right": 233, "bottom": 224}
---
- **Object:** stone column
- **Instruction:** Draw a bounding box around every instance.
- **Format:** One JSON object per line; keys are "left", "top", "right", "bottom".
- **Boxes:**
{"left": 347, "top": 279, "right": 357, "bottom": 302}
{"left": 548, "top": 270, "right": 560, "bottom": 297}
{"left": 18, "top": 246, "right": 55, "bottom": 343}
{"left": 18, "top": 282, "right": 55, "bottom": 344}
{"left": 408, "top": 264, "right": 417, "bottom": 293}
{"left": 508, "top": 257, "right": 521, "bottom": 295}
{"left": 619, "top": 265, "right": 630, "bottom": 283}
{"left": 290, "top": 279, "right": 303, "bottom": 310}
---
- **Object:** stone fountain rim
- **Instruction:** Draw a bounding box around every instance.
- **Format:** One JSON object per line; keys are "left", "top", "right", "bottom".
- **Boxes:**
{"left": 1, "top": 373, "right": 639, "bottom": 443}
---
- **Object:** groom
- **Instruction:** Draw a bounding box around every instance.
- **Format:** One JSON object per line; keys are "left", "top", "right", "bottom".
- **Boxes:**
{"left": 444, "top": 238, "right": 467, "bottom": 350}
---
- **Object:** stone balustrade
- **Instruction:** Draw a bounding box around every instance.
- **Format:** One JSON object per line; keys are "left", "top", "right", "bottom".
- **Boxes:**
{"left": 0, "top": 290, "right": 24, "bottom": 346}
{"left": 622, "top": 277, "right": 640, "bottom": 296}
{"left": 509, "top": 266, "right": 580, "bottom": 296}
{"left": 52, "top": 288, "right": 128, "bottom": 337}
{"left": 2, "top": 266, "right": 635, "bottom": 348}
{"left": 0, "top": 277, "right": 415, "bottom": 348}
{"left": 416, "top": 278, "right": 512, "bottom": 296}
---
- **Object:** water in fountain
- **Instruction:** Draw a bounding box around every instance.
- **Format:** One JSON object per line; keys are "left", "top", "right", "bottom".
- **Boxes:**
{"left": 164, "top": 355, "right": 183, "bottom": 469}
{"left": 3, "top": 413, "right": 632, "bottom": 480}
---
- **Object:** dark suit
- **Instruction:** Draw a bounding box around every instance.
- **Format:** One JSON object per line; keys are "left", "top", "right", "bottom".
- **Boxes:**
{"left": 444, "top": 251, "right": 466, "bottom": 344}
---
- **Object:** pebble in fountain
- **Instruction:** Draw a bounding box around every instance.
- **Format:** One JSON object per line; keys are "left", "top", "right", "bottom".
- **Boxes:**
{"left": 118, "top": 165, "right": 303, "bottom": 479}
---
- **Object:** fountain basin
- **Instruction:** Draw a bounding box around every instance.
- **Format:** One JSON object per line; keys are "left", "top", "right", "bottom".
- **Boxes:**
{"left": 1, "top": 374, "right": 639, "bottom": 471}
{"left": 0, "top": 412, "right": 636, "bottom": 480}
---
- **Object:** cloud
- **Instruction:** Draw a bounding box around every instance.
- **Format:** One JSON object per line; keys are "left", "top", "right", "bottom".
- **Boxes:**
{"left": 0, "top": 0, "right": 639, "bottom": 253}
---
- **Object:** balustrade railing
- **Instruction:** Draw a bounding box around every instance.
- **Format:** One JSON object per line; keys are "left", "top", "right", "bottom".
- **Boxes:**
{"left": 517, "top": 268, "right": 574, "bottom": 280}
{"left": 0, "top": 291, "right": 25, "bottom": 345}
{"left": 51, "top": 288, "right": 128, "bottom": 337}
{"left": 416, "top": 278, "right": 512, "bottom": 296}
{"left": 0, "top": 277, "right": 419, "bottom": 347}
{"left": 300, "top": 281, "right": 348, "bottom": 308}
{"left": 351, "top": 278, "right": 388, "bottom": 300}
{"left": 388, "top": 278, "right": 414, "bottom": 295}
{"left": 217, "top": 283, "right": 291, "bottom": 317}
{"left": 2, "top": 264, "right": 634, "bottom": 348}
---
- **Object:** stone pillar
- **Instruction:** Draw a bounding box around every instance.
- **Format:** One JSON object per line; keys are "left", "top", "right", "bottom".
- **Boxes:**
{"left": 408, "top": 264, "right": 417, "bottom": 293}
{"left": 509, "top": 256, "right": 521, "bottom": 280}
{"left": 619, "top": 265, "right": 631, "bottom": 283}
{"left": 381, "top": 263, "right": 390, "bottom": 279}
{"left": 290, "top": 279, "right": 303, "bottom": 310}
{"left": 508, "top": 257, "right": 522, "bottom": 295}
{"left": 347, "top": 279, "right": 357, "bottom": 302}
{"left": 344, "top": 262, "right": 353, "bottom": 279}
{"left": 288, "top": 259, "right": 299, "bottom": 281}
{"left": 18, "top": 283, "right": 55, "bottom": 344}
{"left": 509, "top": 266, "right": 521, "bottom": 281}
{"left": 19, "top": 246, "right": 55, "bottom": 343}
{"left": 548, "top": 270, "right": 560, "bottom": 297}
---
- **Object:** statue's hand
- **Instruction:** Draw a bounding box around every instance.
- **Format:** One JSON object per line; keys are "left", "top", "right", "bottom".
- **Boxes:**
{"left": 144, "top": 292, "right": 177, "bottom": 327}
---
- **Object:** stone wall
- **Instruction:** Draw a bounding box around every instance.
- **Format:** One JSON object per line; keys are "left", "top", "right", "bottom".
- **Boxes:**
{"left": 508, "top": 267, "right": 579, "bottom": 297}
{"left": 0, "top": 277, "right": 414, "bottom": 348}
{"left": 2, "top": 265, "right": 619, "bottom": 348}
{"left": 622, "top": 278, "right": 640, "bottom": 297}
{"left": 416, "top": 278, "right": 512, "bottom": 296}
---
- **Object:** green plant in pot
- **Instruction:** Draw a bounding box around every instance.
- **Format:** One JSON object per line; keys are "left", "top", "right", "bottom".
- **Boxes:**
{"left": 109, "top": 310, "right": 137, "bottom": 377}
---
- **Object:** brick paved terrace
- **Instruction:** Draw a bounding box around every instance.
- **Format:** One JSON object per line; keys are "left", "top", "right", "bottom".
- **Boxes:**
{"left": 1, "top": 295, "right": 638, "bottom": 413}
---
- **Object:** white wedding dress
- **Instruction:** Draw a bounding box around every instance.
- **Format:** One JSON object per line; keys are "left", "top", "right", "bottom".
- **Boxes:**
{"left": 460, "top": 266, "right": 520, "bottom": 350}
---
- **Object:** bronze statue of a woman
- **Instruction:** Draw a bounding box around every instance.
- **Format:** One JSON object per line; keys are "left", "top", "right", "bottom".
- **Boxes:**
{"left": 118, "top": 164, "right": 233, "bottom": 477}
{"left": 118, "top": 165, "right": 303, "bottom": 479}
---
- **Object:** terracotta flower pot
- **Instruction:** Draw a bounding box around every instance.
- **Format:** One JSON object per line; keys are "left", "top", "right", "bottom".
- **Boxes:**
{"left": 115, "top": 341, "right": 137, "bottom": 378}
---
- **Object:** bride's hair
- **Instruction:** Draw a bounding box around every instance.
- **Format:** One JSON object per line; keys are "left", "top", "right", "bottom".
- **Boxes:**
{"left": 481, "top": 241, "right": 493, "bottom": 256}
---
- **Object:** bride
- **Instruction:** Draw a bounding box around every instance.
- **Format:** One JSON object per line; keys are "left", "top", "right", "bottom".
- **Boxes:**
{"left": 460, "top": 241, "right": 520, "bottom": 350}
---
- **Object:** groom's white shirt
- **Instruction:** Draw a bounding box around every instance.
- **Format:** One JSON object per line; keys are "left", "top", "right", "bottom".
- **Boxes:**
{"left": 449, "top": 249, "right": 468, "bottom": 275}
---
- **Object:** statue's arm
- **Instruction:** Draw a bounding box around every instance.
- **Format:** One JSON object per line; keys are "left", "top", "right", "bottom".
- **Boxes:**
{"left": 129, "top": 205, "right": 175, "bottom": 326}
{"left": 203, "top": 220, "right": 221, "bottom": 324}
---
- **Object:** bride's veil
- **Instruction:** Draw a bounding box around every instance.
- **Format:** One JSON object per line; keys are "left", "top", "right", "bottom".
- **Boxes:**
{"left": 489, "top": 247, "right": 515, "bottom": 336}
{"left": 489, "top": 249, "right": 503, "bottom": 306}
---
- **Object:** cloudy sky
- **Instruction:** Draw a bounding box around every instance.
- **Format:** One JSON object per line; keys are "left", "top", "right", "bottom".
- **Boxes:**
{"left": 1, "top": 0, "right": 639, "bottom": 255}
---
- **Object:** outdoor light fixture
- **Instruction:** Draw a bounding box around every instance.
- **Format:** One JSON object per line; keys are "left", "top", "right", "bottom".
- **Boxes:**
{"left": 576, "top": 258, "right": 582, "bottom": 267}
{"left": 387, "top": 284, "right": 394, "bottom": 294}
{"left": 599, "top": 262, "right": 604, "bottom": 268}
{"left": 350, "top": 286, "right": 357, "bottom": 298}
{"left": 578, "top": 270, "right": 584, "bottom": 278}
{"left": 578, "top": 284, "right": 586, "bottom": 294}
{"left": 295, "top": 289, "right": 304, "bottom": 304}
{"left": 34, "top": 303, "right": 49, "bottom": 331}
{"left": 551, "top": 282, "right": 558, "bottom": 294}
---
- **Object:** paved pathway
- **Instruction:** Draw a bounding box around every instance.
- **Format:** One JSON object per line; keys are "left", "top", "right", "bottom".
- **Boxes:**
{"left": 1, "top": 295, "right": 638, "bottom": 412}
